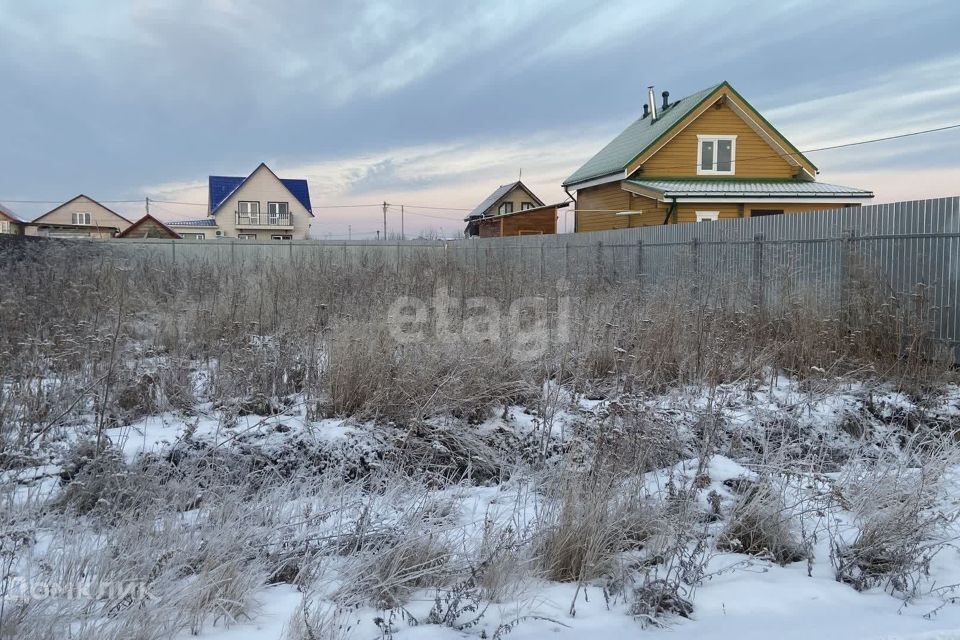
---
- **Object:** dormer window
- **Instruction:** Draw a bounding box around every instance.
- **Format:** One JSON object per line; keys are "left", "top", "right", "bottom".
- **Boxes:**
{"left": 697, "top": 135, "right": 736, "bottom": 175}
{"left": 498, "top": 202, "right": 514, "bottom": 215}
{"left": 72, "top": 212, "right": 91, "bottom": 225}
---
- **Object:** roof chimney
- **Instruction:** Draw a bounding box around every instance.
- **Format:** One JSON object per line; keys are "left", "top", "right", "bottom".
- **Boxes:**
{"left": 661, "top": 90, "right": 670, "bottom": 110}
{"left": 647, "top": 86, "right": 658, "bottom": 122}
{"left": 642, "top": 103, "right": 649, "bottom": 119}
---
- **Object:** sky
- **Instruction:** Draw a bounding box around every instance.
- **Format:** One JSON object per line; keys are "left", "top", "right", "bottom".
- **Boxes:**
{"left": 1, "top": 0, "right": 958, "bottom": 237}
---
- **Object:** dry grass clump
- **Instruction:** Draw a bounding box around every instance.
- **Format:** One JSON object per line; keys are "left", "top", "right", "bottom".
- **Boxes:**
{"left": 326, "top": 321, "right": 533, "bottom": 425}
{"left": 338, "top": 532, "right": 453, "bottom": 608}
{"left": 717, "top": 481, "right": 807, "bottom": 565}
{"left": 533, "top": 457, "right": 662, "bottom": 583}
{"left": 830, "top": 445, "right": 956, "bottom": 595}
{"left": 284, "top": 598, "right": 357, "bottom": 640}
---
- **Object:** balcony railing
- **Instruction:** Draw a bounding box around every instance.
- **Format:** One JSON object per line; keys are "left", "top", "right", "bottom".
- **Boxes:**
{"left": 235, "top": 211, "right": 293, "bottom": 228}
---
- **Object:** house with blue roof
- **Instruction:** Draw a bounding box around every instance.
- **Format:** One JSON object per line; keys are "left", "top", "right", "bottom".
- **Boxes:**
{"left": 563, "top": 81, "right": 873, "bottom": 232}
{"left": 168, "top": 163, "right": 313, "bottom": 239}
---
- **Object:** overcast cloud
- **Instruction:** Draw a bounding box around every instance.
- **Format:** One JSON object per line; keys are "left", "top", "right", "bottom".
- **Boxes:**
{"left": 1, "top": 0, "right": 958, "bottom": 236}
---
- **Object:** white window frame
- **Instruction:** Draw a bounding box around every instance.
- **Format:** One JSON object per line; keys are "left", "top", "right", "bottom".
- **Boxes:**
{"left": 185, "top": 233, "right": 205, "bottom": 239}
{"left": 72, "top": 212, "right": 91, "bottom": 225}
{"left": 521, "top": 202, "right": 535, "bottom": 211}
{"left": 0, "top": 221, "right": 9, "bottom": 234}
{"left": 267, "top": 201, "right": 289, "bottom": 225}
{"left": 695, "top": 211, "right": 720, "bottom": 222}
{"left": 238, "top": 201, "right": 260, "bottom": 224}
{"left": 271, "top": 234, "right": 293, "bottom": 241}
{"left": 498, "top": 202, "right": 514, "bottom": 215}
{"left": 696, "top": 135, "right": 737, "bottom": 175}
{"left": 237, "top": 233, "right": 256, "bottom": 240}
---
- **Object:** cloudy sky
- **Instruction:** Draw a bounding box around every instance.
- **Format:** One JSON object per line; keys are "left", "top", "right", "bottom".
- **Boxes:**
{"left": 1, "top": 0, "right": 958, "bottom": 237}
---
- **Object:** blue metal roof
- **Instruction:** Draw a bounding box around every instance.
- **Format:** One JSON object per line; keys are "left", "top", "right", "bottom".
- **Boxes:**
{"left": 167, "top": 218, "right": 218, "bottom": 227}
{"left": 208, "top": 164, "right": 313, "bottom": 215}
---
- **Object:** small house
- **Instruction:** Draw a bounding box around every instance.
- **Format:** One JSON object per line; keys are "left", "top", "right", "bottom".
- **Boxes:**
{"left": 464, "top": 181, "right": 564, "bottom": 237}
{"left": 25, "top": 195, "right": 131, "bottom": 238}
{"left": 0, "top": 203, "right": 24, "bottom": 235}
{"left": 563, "top": 81, "right": 874, "bottom": 231}
{"left": 168, "top": 163, "right": 313, "bottom": 240}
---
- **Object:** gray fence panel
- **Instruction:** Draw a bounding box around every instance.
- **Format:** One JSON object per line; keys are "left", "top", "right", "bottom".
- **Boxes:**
{"left": 89, "top": 197, "right": 960, "bottom": 360}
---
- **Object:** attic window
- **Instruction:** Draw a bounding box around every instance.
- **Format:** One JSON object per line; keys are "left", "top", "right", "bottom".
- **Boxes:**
{"left": 521, "top": 202, "right": 535, "bottom": 211}
{"left": 498, "top": 202, "right": 514, "bottom": 215}
{"left": 697, "top": 135, "right": 736, "bottom": 175}
{"left": 72, "top": 212, "right": 91, "bottom": 225}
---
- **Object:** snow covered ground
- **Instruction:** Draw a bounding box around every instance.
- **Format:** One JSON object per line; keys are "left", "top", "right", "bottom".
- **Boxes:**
{"left": 4, "top": 376, "right": 960, "bottom": 639}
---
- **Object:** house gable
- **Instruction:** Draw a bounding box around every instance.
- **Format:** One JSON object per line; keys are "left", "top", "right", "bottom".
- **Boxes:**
{"left": 209, "top": 163, "right": 313, "bottom": 216}
{"left": 118, "top": 214, "right": 182, "bottom": 239}
{"left": 627, "top": 84, "right": 817, "bottom": 180}
{"left": 209, "top": 164, "right": 313, "bottom": 239}
{"left": 466, "top": 181, "right": 545, "bottom": 220}
{"left": 31, "top": 195, "right": 131, "bottom": 231}
{"left": 564, "top": 82, "right": 818, "bottom": 189}
{"left": 490, "top": 183, "right": 544, "bottom": 215}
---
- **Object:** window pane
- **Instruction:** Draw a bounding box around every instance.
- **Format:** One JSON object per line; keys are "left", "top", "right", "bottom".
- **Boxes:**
{"left": 717, "top": 140, "right": 733, "bottom": 172}
{"left": 700, "top": 141, "right": 714, "bottom": 170}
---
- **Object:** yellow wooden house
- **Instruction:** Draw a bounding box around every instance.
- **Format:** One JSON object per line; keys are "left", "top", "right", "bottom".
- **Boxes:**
{"left": 563, "top": 81, "right": 873, "bottom": 231}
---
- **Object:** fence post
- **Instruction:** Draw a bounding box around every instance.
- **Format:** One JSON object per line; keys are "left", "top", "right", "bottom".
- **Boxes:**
{"left": 171, "top": 239, "right": 176, "bottom": 264}
{"left": 839, "top": 228, "right": 856, "bottom": 314}
{"left": 539, "top": 242, "right": 544, "bottom": 283}
{"left": 636, "top": 237, "right": 643, "bottom": 283}
{"left": 752, "top": 233, "right": 764, "bottom": 312}
{"left": 691, "top": 237, "right": 700, "bottom": 302}
{"left": 564, "top": 241, "right": 570, "bottom": 281}
{"left": 596, "top": 240, "right": 603, "bottom": 284}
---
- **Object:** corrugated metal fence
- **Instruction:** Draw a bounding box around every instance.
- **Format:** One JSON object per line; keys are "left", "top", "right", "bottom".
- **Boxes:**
{"left": 108, "top": 197, "right": 960, "bottom": 359}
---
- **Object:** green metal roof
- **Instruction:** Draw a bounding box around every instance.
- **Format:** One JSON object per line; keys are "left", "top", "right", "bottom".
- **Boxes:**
{"left": 563, "top": 83, "right": 723, "bottom": 187}
{"left": 625, "top": 178, "right": 874, "bottom": 199}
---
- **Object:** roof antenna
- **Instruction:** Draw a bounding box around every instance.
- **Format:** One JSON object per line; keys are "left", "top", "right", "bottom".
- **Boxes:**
{"left": 518, "top": 168, "right": 522, "bottom": 181}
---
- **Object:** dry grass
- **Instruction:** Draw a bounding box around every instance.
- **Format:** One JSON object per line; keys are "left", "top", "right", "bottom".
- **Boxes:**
{"left": 0, "top": 239, "right": 956, "bottom": 635}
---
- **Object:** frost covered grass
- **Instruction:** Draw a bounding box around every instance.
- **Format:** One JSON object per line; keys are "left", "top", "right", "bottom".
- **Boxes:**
{"left": 0, "top": 241, "right": 959, "bottom": 638}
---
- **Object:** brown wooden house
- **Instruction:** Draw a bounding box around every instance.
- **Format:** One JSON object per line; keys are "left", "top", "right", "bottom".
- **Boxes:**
{"left": 476, "top": 202, "right": 564, "bottom": 237}
{"left": 465, "top": 180, "right": 564, "bottom": 237}
{"left": 118, "top": 214, "right": 183, "bottom": 239}
{"left": 562, "top": 81, "right": 873, "bottom": 231}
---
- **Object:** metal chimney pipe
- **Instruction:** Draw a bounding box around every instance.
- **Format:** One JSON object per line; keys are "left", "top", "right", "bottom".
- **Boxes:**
{"left": 643, "top": 103, "right": 649, "bottom": 118}
{"left": 661, "top": 90, "right": 670, "bottom": 110}
{"left": 647, "top": 86, "right": 658, "bottom": 121}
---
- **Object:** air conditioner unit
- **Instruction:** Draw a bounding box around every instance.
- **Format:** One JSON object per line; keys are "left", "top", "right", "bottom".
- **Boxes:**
{"left": 215, "top": 230, "right": 224, "bottom": 237}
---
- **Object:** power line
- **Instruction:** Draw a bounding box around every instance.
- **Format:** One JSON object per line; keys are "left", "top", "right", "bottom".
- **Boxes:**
{"left": 3, "top": 122, "right": 957, "bottom": 209}
{"left": 619, "top": 122, "right": 960, "bottom": 175}
{"left": 397, "top": 203, "right": 472, "bottom": 211}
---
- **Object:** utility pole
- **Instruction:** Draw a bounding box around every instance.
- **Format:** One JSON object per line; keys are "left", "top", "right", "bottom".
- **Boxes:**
{"left": 145, "top": 197, "right": 150, "bottom": 215}
{"left": 376, "top": 230, "right": 380, "bottom": 241}
{"left": 401, "top": 205, "right": 404, "bottom": 241}
{"left": 382, "top": 201, "right": 388, "bottom": 240}
{"left": 348, "top": 224, "right": 352, "bottom": 241}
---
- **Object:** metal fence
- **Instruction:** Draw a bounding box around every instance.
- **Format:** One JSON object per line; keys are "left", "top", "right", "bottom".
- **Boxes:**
{"left": 87, "top": 196, "right": 960, "bottom": 360}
